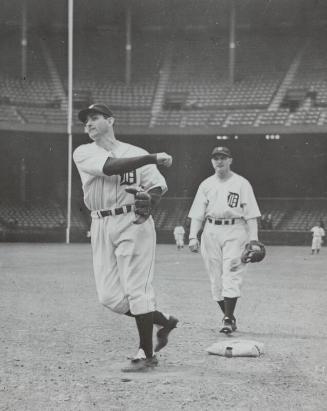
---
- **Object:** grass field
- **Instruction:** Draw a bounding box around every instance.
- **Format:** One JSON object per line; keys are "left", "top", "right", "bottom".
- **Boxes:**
{"left": 1, "top": 243, "right": 326, "bottom": 411}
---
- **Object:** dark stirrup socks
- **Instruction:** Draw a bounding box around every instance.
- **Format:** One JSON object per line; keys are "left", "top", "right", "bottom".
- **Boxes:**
{"left": 224, "top": 297, "right": 238, "bottom": 319}
{"left": 125, "top": 310, "right": 170, "bottom": 328}
{"left": 153, "top": 311, "right": 170, "bottom": 327}
{"left": 217, "top": 299, "right": 237, "bottom": 321}
{"left": 134, "top": 312, "right": 154, "bottom": 358}
{"left": 217, "top": 300, "right": 225, "bottom": 314}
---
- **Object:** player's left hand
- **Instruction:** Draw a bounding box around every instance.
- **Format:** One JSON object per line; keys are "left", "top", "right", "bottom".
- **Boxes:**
{"left": 241, "top": 240, "right": 266, "bottom": 263}
{"left": 125, "top": 187, "right": 151, "bottom": 224}
{"left": 189, "top": 238, "right": 200, "bottom": 253}
{"left": 156, "top": 153, "right": 173, "bottom": 168}
{"left": 230, "top": 257, "right": 245, "bottom": 272}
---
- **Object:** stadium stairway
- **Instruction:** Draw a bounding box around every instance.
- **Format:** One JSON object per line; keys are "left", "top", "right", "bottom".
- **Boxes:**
{"left": 267, "top": 39, "right": 309, "bottom": 112}
{"left": 150, "top": 43, "right": 173, "bottom": 127}
{"left": 40, "top": 38, "right": 67, "bottom": 110}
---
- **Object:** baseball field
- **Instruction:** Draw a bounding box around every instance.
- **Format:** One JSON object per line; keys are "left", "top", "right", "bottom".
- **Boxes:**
{"left": 1, "top": 243, "right": 326, "bottom": 411}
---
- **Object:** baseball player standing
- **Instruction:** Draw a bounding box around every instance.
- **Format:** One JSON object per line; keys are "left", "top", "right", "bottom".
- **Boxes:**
{"left": 173, "top": 225, "right": 185, "bottom": 250}
{"left": 73, "top": 104, "right": 178, "bottom": 372}
{"left": 310, "top": 222, "right": 325, "bottom": 254}
{"left": 188, "top": 146, "right": 262, "bottom": 334}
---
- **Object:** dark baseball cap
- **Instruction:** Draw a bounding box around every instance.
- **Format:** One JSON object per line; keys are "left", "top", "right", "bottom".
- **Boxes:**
{"left": 78, "top": 104, "right": 114, "bottom": 123}
{"left": 211, "top": 146, "right": 232, "bottom": 158}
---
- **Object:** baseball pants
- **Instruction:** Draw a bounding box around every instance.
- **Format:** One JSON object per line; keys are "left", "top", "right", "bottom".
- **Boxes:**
{"left": 174, "top": 234, "right": 184, "bottom": 247}
{"left": 90, "top": 212, "right": 157, "bottom": 315}
{"left": 200, "top": 220, "right": 248, "bottom": 300}
{"left": 312, "top": 237, "right": 322, "bottom": 250}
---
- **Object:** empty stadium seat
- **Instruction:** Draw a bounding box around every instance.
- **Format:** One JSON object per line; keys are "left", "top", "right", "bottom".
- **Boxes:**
{"left": 0, "top": 29, "right": 325, "bottom": 128}
{"left": 0, "top": 199, "right": 88, "bottom": 230}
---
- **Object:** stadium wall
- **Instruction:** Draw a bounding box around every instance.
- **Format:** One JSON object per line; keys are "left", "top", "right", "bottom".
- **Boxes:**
{"left": 1, "top": 130, "right": 326, "bottom": 199}
{"left": 1, "top": 130, "right": 326, "bottom": 244}
{"left": 157, "top": 229, "right": 314, "bottom": 247}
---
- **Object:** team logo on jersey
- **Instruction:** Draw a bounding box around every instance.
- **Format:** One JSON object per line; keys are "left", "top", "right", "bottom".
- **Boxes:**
{"left": 227, "top": 192, "right": 239, "bottom": 208}
{"left": 120, "top": 170, "right": 137, "bottom": 186}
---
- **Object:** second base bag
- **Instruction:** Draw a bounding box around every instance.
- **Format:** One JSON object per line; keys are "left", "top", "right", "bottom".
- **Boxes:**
{"left": 206, "top": 339, "right": 264, "bottom": 358}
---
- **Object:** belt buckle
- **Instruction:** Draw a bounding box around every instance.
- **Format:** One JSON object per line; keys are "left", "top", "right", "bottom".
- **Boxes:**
{"left": 100, "top": 210, "right": 112, "bottom": 218}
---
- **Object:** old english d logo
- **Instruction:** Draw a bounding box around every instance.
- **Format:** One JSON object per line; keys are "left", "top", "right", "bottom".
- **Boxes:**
{"left": 120, "top": 170, "right": 136, "bottom": 186}
{"left": 227, "top": 191, "right": 239, "bottom": 208}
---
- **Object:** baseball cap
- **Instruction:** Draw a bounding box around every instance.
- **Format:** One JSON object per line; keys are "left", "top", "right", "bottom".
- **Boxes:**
{"left": 78, "top": 104, "right": 114, "bottom": 123}
{"left": 211, "top": 146, "right": 232, "bottom": 158}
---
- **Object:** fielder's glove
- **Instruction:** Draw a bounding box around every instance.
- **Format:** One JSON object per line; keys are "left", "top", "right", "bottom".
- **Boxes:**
{"left": 241, "top": 240, "right": 266, "bottom": 264}
{"left": 125, "top": 187, "right": 152, "bottom": 224}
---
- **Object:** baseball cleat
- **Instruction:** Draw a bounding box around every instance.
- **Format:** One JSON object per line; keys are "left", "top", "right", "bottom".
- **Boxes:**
{"left": 220, "top": 317, "right": 234, "bottom": 334}
{"left": 127, "top": 348, "right": 146, "bottom": 361}
{"left": 121, "top": 356, "right": 158, "bottom": 372}
{"left": 154, "top": 315, "right": 179, "bottom": 352}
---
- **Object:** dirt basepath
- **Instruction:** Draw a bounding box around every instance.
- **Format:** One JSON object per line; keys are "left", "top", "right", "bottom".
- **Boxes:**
{"left": 1, "top": 244, "right": 326, "bottom": 410}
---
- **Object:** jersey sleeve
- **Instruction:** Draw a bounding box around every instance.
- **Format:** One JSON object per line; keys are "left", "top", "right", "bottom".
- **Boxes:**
{"left": 240, "top": 180, "right": 261, "bottom": 220}
{"left": 140, "top": 163, "right": 168, "bottom": 194}
{"left": 73, "top": 145, "right": 109, "bottom": 177}
{"left": 188, "top": 183, "right": 208, "bottom": 220}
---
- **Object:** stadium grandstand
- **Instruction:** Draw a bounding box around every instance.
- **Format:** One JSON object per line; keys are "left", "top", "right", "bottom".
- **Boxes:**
{"left": 1, "top": 0, "right": 327, "bottom": 245}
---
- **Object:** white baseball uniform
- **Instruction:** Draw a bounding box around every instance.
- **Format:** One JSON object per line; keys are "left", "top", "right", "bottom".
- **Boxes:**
{"left": 188, "top": 172, "right": 261, "bottom": 300}
{"left": 73, "top": 140, "right": 167, "bottom": 315}
{"left": 311, "top": 226, "right": 325, "bottom": 251}
{"left": 173, "top": 226, "right": 185, "bottom": 247}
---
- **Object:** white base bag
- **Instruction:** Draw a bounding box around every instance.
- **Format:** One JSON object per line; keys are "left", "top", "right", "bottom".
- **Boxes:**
{"left": 206, "top": 339, "right": 264, "bottom": 358}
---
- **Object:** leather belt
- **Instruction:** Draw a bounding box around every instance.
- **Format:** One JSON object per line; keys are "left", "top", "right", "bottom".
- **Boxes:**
{"left": 207, "top": 217, "right": 236, "bottom": 225}
{"left": 92, "top": 205, "right": 134, "bottom": 218}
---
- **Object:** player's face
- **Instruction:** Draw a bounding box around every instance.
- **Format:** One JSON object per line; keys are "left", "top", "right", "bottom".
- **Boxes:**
{"left": 211, "top": 155, "right": 232, "bottom": 173}
{"left": 84, "top": 113, "right": 111, "bottom": 140}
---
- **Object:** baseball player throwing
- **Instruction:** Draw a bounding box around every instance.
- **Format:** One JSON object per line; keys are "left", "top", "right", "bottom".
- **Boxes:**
{"left": 73, "top": 104, "right": 178, "bottom": 372}
{"left": 188, "top": 146, "right": 264, "bottom": 334}
{"left": 310, "top": 222, "right": 325, "bottom": 254}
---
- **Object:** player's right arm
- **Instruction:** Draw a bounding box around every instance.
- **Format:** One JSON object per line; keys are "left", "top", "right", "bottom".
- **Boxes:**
{"left": 73, "top": 144, "right": 109, "bottom": 176}
{"left": 103, "top": 153, "right": 172, "bottom": 176}
{"left": 188, "top": 218, "right": 203, "bottom": 252}
{"left": 73, "top": 145, "right": 171, "bottom": 177}
{"left": 188, "top": 182, "right": 207, "bottom": 253}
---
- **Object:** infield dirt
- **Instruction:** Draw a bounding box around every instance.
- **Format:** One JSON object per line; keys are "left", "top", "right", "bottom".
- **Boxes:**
{"left": 1, "top": 243, "right": 326, "bottom": 410}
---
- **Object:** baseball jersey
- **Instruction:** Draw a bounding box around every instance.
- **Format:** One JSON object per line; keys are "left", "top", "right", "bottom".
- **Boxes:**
{"left": 188, "top": 172, "right": 261, "bottom": 221}
{"left": 311, "top": 226, "right": 325, "bottom": 238}
{"left": 73, "top": 140, "right": 167, "bottom": 211}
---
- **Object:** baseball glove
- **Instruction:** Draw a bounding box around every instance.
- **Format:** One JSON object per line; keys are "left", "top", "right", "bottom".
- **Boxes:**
{"left": 241, "top": 240, "right": 266, "bottom": 264}
{"left": 125, "top": 187, "right": 151, "bottom": 224}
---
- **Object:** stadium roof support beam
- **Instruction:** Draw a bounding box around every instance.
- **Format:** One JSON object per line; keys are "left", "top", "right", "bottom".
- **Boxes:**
{"left": 125, "top": 2, "right": 132, "bottom": 85}
{"left": 21, "top": 0, "right": 27, "bottom": 80}
{"left": 228, "top": 0, "right": 236, "bottom": 85}
{"left": 66, "top": 0, "right": 73, "bottom": 244}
